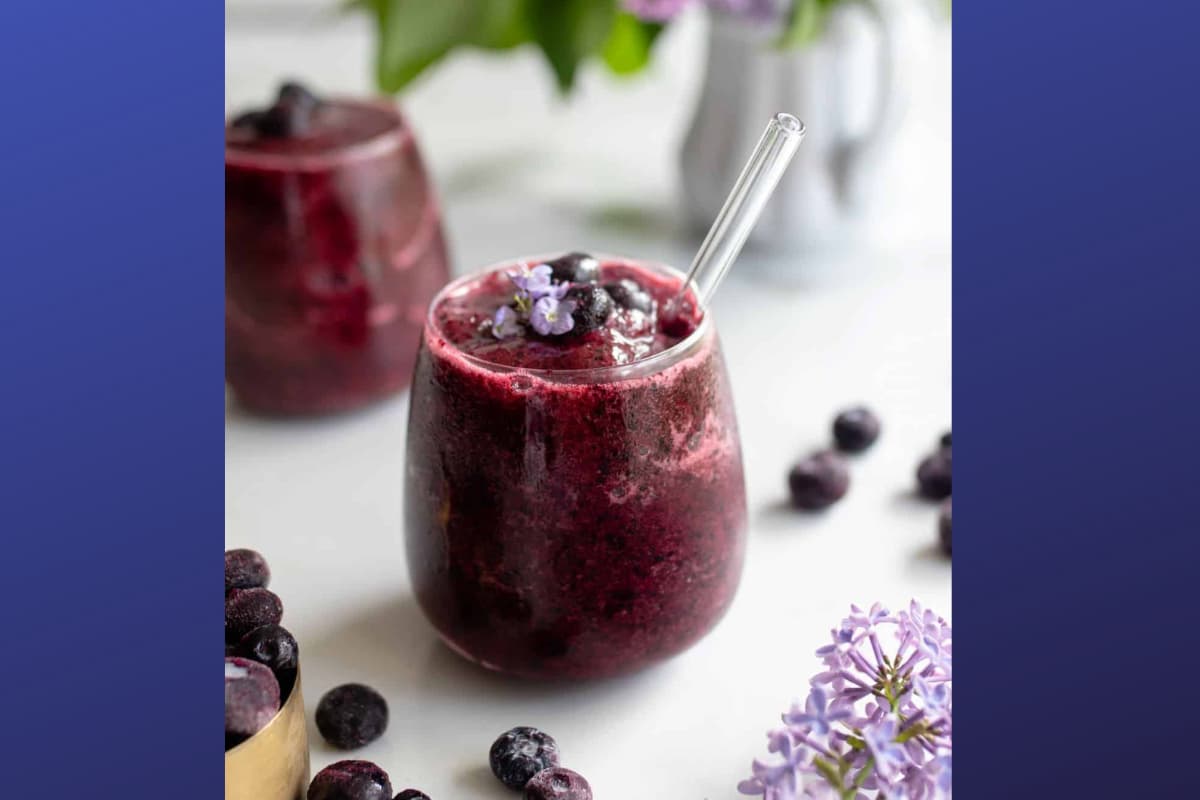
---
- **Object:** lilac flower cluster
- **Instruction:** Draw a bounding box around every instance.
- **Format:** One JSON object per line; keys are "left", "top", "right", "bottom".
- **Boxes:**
{"left": 623, "top": 0, "right": 779, "bottom": 22}
{"left": 492, "top": 262, "right": 576, "bottom": 338}
{"left": 739, "top": 602, "right": 952, "bottom": 800}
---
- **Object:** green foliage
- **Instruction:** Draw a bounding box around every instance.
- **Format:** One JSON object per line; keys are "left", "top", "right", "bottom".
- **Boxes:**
{"left": 350, "top": 0, "right": 666, "bottom": 95}
{"left": 776, "top": 0, "right": 841, "bottom": 49}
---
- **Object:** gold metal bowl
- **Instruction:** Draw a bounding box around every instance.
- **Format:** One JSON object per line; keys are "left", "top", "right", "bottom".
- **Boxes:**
{"left": 225, "top": 669, "right": 310, "bottom": 800}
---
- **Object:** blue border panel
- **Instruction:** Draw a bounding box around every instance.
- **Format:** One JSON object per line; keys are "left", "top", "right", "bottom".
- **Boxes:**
{"left": 957, "top": 2, "right": 1200, "bottom": 797}
{"left": 0, "top": 3, "right": 222, "bottom": 796}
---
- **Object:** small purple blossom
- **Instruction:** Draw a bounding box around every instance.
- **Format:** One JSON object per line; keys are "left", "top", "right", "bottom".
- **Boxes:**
{"left": 492, "top": 305, "right": 521, "bottom": 339}
{"left": 784, "top": 688, "right": 852, "bottom": 738}
{"left": 741, "top": 601, "right": 952, "bottom": 799}
{"left": 530, "top": 296, "right": 576, "bottom": 336}
{"left": 508, "top": 262, "right": 554, "bottom": 299}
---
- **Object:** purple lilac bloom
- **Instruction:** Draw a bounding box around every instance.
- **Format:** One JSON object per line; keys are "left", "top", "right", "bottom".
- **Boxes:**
{"left": 741, "top": 601, "right": 952, "bottom": 799}
{"left": 783, "top": 688, "right": 852, "bottom": 738}
{"left": 622, "top": 0, "right": 694, "bottom": 21}
{"left": 491, "top": 305, "right": 521, "bottom": 339}
{"left": 530, "top": 296, "right": 576, "bottom": 336}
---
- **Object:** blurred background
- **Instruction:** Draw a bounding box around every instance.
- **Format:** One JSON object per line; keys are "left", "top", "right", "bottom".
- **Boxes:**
{"left": 226, "top": 2, "right": 951, "bottom": 797}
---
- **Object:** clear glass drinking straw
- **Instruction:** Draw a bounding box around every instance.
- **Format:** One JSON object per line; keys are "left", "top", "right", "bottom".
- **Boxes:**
{"left": 670, "top": 112, "right": 805, "bottom": 314}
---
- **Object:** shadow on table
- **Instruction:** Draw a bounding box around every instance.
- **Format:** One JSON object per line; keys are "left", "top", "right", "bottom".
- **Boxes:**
{"left": 754, "top": 496, "right": 838, "bottom": 535}
{"left": 307, "top": 592, "right": 675, "bottom": 710}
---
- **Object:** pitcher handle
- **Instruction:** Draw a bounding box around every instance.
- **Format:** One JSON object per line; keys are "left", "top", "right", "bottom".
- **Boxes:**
{"left": 834, "top": 0, "right": 910, "bottom": 208}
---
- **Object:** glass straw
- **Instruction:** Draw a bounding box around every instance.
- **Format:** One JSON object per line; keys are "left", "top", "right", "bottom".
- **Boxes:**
{"left": 671, "top": 112, "right": 805, "bottom": 313}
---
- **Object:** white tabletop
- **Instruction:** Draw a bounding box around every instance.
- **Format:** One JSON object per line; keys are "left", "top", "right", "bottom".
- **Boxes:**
{"left": 226, "top": 9, "right": 950, "bottom": 797}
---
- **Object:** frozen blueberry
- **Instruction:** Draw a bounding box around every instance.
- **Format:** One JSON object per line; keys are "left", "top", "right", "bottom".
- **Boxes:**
{"left": 940, "top": 430, "right": 952, "bottom": 449}
{"left": 225, "top": 548, "right": 271, "bottom": 593}
{"left": 277, "top": 80, "right": 321, "bottom": 110}
{"left": 565, "top": 284, "right": 614, "bottom": 335}
{"left": 316, "top": 683, "right": 389, "bottom": 749}
{"left": 225, "top": 657, "right": 280, "bottom": 747}
{"left": 394, "top": 792, "right": 431, "bottom": 800}
{"left": 788, "top": 450, "right": 850, "bottom": 510}
{"left": 545, "top": 252, "right": 600, "bottom": 284}
{"left": 237, "top": 624, "right": 299, "bottom": 698}
{"left": 524, "top": 767, "right": 592, "bottom": 800}
{"left": 917, "top": 449, "right": 952, "bottom": 500}
{"left": 225, "top": 587, "right": 283, "bottom": 642}
{"left": 939, "top": 498, "right": 952, "bottom": 556}
{"left": 489, "top": 726, "right": 560, "bottom": 790}
{"left": 603, "top": 278, "right": 653, "bottom": 313}
{"left": 832, "top": 406, "right": 882, "bottom": 453}
{"left": 308, "top": 760, "right": 392, "bottom": 800}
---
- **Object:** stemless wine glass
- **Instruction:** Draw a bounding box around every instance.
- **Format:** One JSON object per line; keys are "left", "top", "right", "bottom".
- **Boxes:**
{"left": 404, "top": 256, "right": 748, "bottom": 680}
{"left": 225, "top": 96, "right": 450, "bottom": 416}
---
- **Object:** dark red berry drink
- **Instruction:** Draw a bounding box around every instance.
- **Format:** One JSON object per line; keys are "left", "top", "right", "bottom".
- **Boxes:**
{"left": 225, "top": 84, "right": 450, "bottom": 415}
{"left": 405, "top": 254, "right": 748, "bottom": 679}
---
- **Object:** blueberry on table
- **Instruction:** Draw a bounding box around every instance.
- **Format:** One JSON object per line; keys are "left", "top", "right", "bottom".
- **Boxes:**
{"left": 603, "top": 278, "right": 653, "bottom": 313}
{"left": 394, "top": 791, "right": 431, "bottom": 800}
{"left": 524, "top": 767, "right": 592, "bottom": 800}
{"left": 917, "top": 449, "right": 952, "bottom": 500}
{"left": 940, "top": 430, "right": 952, "bottom": 448}
{"left": 939, "top": 498, "right": 952, "bottom": 556}
{"left": 237, "top": 624, "right": 299, "bottom": 697}
{"left": 316, "top": 683, "right": 389, "bottom": 749}
{"left": 489, "top": 726, "right": 560, "bottom": 790}
{"left": 565, "top": 284, "right": 614, "bottom": 335}
{"left": 546, "top": 252, "right": 600, "bottom": 284}
{"left": 832, "top": 406, "right": 882, "bottom": 453}
{"left": 308, "top": 760, "right": 393, "bottom": 800}
{"left": 226, "top": 587, "right": 284, "bottom": 641}
{"left": 225, "top": 548, "right": 271, "bottom": 593}
{"left": 788, "top": 450, "right": 851, "bottom": 510}
{"left": 225, "top": 657, "right": 280, "bottom": 747}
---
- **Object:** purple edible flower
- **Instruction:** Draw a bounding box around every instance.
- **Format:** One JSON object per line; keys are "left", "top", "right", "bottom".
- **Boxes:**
{"left": 508, "top": 262, "right": 554, "bottom": 299}
{"left": 492, "top": 305, "right": 521, "bottom": 339}
{"left": 741, "top": 601, "right": 952, "bottom": 799}
{"left": 530, "top": 296, "right": 576, "bottom": 336}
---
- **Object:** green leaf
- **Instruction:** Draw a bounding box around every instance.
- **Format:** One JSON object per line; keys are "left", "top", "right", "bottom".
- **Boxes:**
{"left": 358, "top": 0, "right": 532, "bottom": 94}
{"left": 601, "top": 12, "right": 664, "bottom": 75}
{"left": 528, "top": 0, "right": 618, "bottom": 93}
{"left": 777, "top": 0, "right": 823, "bottom": 49}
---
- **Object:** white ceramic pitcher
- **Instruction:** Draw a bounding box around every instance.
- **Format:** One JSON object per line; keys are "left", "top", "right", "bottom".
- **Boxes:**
{"left": 681, "top": 1, "right": 913, "bottom": 255}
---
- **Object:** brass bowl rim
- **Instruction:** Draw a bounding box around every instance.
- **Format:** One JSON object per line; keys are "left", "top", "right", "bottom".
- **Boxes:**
{"left": 225, "top": 666, "right": 303, "bottom": 758}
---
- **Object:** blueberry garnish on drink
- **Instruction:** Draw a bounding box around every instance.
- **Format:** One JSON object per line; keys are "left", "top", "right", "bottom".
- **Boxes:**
{"left": 545, "top": 251, "right": 600, "bottom": 284}
{"left": 232, "top": 79, "right": 323, "bottom": 138}
{"left": 564, "top": 283, "right": 614, "bottom": 335}
{"left": 603, "top": 278, "right": 653, "bottom": 313}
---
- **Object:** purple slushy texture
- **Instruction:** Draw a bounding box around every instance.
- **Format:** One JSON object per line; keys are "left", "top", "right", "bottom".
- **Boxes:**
{"left": 405, "top": 260, "right": 747, "bottom": 679}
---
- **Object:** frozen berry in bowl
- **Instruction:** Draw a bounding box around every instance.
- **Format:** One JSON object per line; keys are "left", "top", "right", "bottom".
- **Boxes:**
{"left": 832, "top": 406, "right": 882, "bottom": 453}
{"left": 917, "top": 449, "right": 952, "bottom": 500}
{"left": 308, "top": 760, "right": 393, "bottom": 800}
{"left": 489, "top": 726, "right": 560, "bottom": 790}
{"left": 545, "top": 252, "right": 600, "bottom": 284}
{"left": 225, "top": 587, "right": 284, "bottom": 641}
{"left": 566, "top": 284, "right": 614, "bottom": 335}
{"left": 939, "top": 498, "right": 952, "bottom": 556}
{"left": 225, "top": 657, "right": 280, "bottom": 748}
{"left": 225, "top": 548, "right": 271, "bottom": 593}
{"left": 524, "top": 767, "right": 592, "bottom": 800}
{"left": 603, "top": 278, "right": 653, "bottom": 313}
{"left": 237, "top": 623, "right": 299, "bottom": 697}
{"left": 394, "top": 791, "right": 431, "bottom": 800}
{"left": 316, "top": 683, "right": 389, "bottom": 749}
{"left": 788, "top": 450, "right": 851, "bottom": 510}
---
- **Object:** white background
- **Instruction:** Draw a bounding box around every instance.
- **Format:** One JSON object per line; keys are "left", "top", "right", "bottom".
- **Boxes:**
{"left": 226, "top": 5, "right": 951, "bottom": 797}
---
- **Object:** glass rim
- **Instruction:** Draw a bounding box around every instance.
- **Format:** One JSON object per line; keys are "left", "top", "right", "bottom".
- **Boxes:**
{"left": 224, "top": 97, "right": 412, "bottom": 171}
{"left": 425, "top": 255, "right": 711, "bottom": 384}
